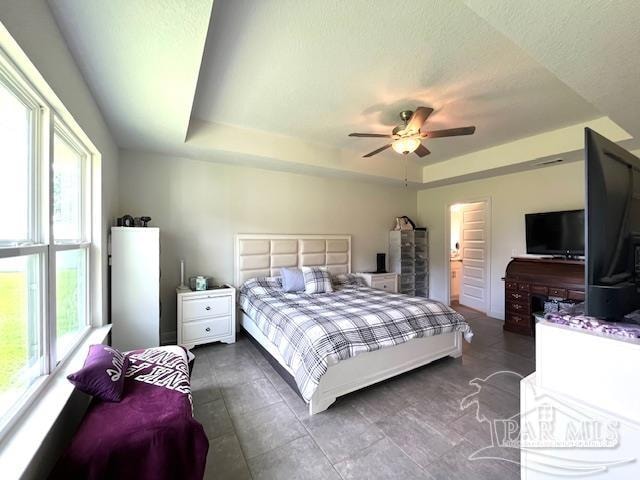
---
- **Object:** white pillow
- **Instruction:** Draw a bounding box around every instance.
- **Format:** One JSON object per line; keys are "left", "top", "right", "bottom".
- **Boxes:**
{"left": 301, "top": 267, "right": 333, "bottom": 294}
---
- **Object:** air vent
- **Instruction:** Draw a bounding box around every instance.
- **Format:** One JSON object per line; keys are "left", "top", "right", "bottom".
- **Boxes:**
{"left": 535, "top": 158, "right": 564, "bottom": 166}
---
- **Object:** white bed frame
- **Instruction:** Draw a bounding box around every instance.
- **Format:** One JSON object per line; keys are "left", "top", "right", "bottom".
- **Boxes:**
{"left": 234, "top": 233, "right": 462, "bottom": 415}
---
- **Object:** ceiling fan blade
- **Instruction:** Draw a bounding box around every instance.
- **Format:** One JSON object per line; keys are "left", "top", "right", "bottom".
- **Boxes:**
{"left": 348, "top": 133, "right": 392, "bottom": 138}
{"left": 414, "top": 143, "right": 431, "bottom": 157}
{"left": 423, "top": 126, "right": 476, "bottom": 138}
{"left": 407, "top": 107, "right": 434, "bottom": 132}
{"left": 363, "top": 144, "right": 392, "bottom": 157}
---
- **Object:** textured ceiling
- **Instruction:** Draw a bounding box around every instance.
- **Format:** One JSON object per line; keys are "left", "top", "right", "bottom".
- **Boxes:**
{"left": 46, "top": 0, "right": 637, "bottom": 185}
{"left": 193, "top": 0, "right": 599, "bottom": 164}
{"left": 48, "top": 0, "right": 213, "bottom": 149}
{"left": 463, "top": 0, "right": 640, "bottom": 149}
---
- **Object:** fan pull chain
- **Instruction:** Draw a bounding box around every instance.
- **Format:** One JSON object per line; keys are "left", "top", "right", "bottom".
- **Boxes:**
{"left": 405, "top": 158, "right": 408, "bottom": 188}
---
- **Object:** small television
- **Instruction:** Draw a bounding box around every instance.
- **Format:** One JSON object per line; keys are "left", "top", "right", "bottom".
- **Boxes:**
{"left": 585, "top": 128, "right": 640, "bottom": 319}
{"left": 525, "top": 210, "right": 585, "bottom": 257}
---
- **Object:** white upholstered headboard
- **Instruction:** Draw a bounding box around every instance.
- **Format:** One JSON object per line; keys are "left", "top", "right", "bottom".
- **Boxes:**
{"left": 234, "top": 234, "right": 351, "bottom": 286}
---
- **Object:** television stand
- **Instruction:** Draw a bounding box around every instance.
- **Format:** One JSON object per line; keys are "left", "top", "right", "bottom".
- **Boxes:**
{"left": 503, "top": 257, "right": 585, "bottom": 336}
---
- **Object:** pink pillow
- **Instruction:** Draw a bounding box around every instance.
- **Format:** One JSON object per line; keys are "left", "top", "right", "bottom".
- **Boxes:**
{"left": 67, "top": 344, "right": 128, "bottom": 402}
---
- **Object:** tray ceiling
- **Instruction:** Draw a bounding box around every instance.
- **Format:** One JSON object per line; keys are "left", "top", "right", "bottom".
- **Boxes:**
{"left": 48, "top": 0, "right": 637, "bottom": 187}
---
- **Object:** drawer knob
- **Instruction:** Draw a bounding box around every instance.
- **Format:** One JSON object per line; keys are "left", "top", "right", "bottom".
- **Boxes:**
{"left": 205, "top": 306, "right": 211, "bottom": 311}
{"left": 383, "top": 285, "right": 387, "bottom": 289}
{"left": 205, "top": 327, "right": 211, "bottom": 332}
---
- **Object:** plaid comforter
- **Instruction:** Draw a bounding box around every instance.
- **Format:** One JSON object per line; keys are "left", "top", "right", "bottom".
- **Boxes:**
{"left": 239, "top": 276, "right": 473, "bottom": 402}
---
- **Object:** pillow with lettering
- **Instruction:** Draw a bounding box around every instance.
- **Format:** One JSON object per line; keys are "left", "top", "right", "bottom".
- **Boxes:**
{"left": 67, "top": 344, "right": 128, "bottom": 402}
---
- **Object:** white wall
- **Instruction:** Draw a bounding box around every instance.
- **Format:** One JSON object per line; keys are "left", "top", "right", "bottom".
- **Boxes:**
{"left": 119, "top": 150, "right": 417, "bottom": 341}
{"left": 417, "top": 161, "right": 585, "bottom": 319}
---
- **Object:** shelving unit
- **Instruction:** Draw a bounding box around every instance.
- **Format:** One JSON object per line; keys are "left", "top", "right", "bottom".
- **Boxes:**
{"left": 389, "top": 229, "right": 429, "bottom": 297}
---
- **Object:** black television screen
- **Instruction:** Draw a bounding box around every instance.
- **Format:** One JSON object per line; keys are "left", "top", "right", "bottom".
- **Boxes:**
{"left": 585, "top": 128, "right": 640, "bottom": 319}
{"left": 525, "top": 210, "right": 584, "bottom": 256}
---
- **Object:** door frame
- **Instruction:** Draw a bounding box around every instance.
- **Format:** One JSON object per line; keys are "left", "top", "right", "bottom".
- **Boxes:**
{"left": 444, "top": 196, "right": 492, "bottom": 315}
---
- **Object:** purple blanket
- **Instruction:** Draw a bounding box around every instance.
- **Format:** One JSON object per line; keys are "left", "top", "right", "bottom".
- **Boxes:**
{"left": 51, "top": 346, "right": 209, "bottom": 480}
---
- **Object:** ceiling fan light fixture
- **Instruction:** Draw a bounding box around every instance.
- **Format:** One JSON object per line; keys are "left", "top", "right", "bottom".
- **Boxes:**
{"left": 392, "top": 137, "right": 421, "bottom": 155}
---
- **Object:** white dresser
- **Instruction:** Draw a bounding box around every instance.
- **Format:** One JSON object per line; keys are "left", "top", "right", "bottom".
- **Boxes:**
{"left": 356, "top": 273, "right": 399, "bottom": 293}
{"left": 176, "top": 286, "right": 236, "bottom": 349}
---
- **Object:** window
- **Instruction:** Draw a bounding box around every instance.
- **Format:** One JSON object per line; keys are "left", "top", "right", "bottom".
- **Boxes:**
{"left": 53, "top": 125, "right": 90, "bottom": 361}
{"left": 0, "top": 60, "right": 92, "bottom": 434}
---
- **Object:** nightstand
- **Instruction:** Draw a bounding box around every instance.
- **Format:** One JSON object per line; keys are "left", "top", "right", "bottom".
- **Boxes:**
{"left": 177, "top": 286, "right": 236, "bottom": 349}
{"left": 356, "top": 273, "right": 399, "bottom": 293}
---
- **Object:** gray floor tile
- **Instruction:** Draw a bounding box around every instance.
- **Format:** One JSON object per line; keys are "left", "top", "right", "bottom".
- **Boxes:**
{"left": 347, "top": 383, "right": 404, "bottom": 423}
{"left": 234, "top": 401, "right": 307, "bottom": 459}
{"left": 205, "top": 341, "right": 257, "bottom": 369}
{"left": 193, "top": 397, "right": 234, "bottom": 440}
{"left": 215, "top": 356, "right": 265, "bottom": 387}
{"left": 333, "top": 436, "right": 428, "bottom": 480}
{"left": 223, "top": 376, "right": 282, "bottom": 418}
{"left": 489, "top": 332, "right": 536, "bottom": 359}
{"left": 279, "top": 383, "right": 311, "bottom": 420}
{"left": 303, "top": 402, "right": 385, "bottom": 464}
{"left": 376, "top": 406, "right": 462, "bottom": 468}
{"left": 423, "top": 439, "right": 517, "bottom": 480}
{"left": 248, "top": 435, "right": 341, "bottom": 480}
{"left": 191, "top": 303, "right": 533, "bottom": 479}
{"left": 205, "top": 432, "right": 252, "bottom": 480}
{"left": 260, "top": 362, "right": 293, "bottom": 392}
{"left": 191, "top": 372, "right": 223, "bottom": 405}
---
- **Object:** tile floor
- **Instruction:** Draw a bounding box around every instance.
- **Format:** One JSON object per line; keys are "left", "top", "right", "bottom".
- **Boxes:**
{"left": 191, "top": 304, "right": 535, "bottom": 479}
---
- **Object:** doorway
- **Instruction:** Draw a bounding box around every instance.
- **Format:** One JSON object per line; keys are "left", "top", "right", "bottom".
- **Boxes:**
{"left": 448, "top": 200, "right": 490, "bottom": 314}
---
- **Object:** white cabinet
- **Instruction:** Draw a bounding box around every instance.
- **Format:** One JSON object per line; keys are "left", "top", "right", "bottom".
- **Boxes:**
{"left": 520, "top": 321, "right": 640, "bottom": 479}
{"left": 111, "top": 227, "right": 160, "bottom": 351}
{"left": 356, "top": 273, "right": 399, "bottom": 293}
{"left": 177, "top": 286, "right": 236, "bottom": 349}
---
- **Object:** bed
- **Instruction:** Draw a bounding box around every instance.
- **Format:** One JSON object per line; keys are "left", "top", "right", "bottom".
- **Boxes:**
{"left": 50, "top": 346, "right": 208, "bottom": 480}
{"left": 235, "top": 234, "right": 473, "bottom": 415}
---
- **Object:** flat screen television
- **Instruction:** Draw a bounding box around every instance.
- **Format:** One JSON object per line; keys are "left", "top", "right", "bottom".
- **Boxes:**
{"left": 585, "top": 128, "right": 640, "bottom": 319}
{"left": 525, "top": 210, "right": 585, "bottom": 257}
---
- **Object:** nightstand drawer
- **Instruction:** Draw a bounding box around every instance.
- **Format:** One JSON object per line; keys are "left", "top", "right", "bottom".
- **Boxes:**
{"left": 371, "top": 276, "right": 397, "bottom": 292}
{"left": 183, "top": 295, "right": 231, "bottom": 320}
{"left": 182, "top": 316, "right": 231, "bottom": 342}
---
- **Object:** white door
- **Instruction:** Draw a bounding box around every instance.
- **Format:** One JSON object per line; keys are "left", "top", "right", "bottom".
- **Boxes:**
{"left": 460, "top": 202, "right": 488, "bottom": 312}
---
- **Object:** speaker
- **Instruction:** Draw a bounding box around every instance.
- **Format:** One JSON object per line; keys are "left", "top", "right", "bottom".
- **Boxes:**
{"left": 376, "top": 253, "right": 387, "bottom": 273}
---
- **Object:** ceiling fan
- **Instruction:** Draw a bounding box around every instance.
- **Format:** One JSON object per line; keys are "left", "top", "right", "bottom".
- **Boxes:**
{"left": 349, "top": 107, "right": 476, "bottom": 158}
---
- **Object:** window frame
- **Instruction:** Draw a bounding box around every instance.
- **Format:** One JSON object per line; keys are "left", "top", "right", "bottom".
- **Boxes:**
{"left": 0, "top": 49, "right": 94, "bottom": 439}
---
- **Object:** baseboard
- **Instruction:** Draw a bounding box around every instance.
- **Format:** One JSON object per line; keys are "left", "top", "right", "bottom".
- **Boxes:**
{"left": 160, "top": 330, "right": 177, "bottom": 345}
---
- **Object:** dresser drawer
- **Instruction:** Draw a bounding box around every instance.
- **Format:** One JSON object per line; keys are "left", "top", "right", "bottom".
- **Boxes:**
{"left": 505, "top": 280, "right": 518, "bottom": 291}
{"left": 182, "top": 316, "right": 231, "bottom": 342}
{"left": 548, "top": 287, "right": 567, "bottom": 298}
{"left": 507, "top": 300, "right": 528, "bottom": 314}
{"left": 567, "top": 289, "right": 585, "bottom": 301}
{"left": 506, "top": 312, "right": 528, "bottom": 325}
{"left": 507, "top": 290, "right": 527, "bottom": 302}
{"left": 183, "top": 295, "right": 231, "bottom": 321}
{"left": 530, "top": 285, "right": 548, "bottom": 296}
